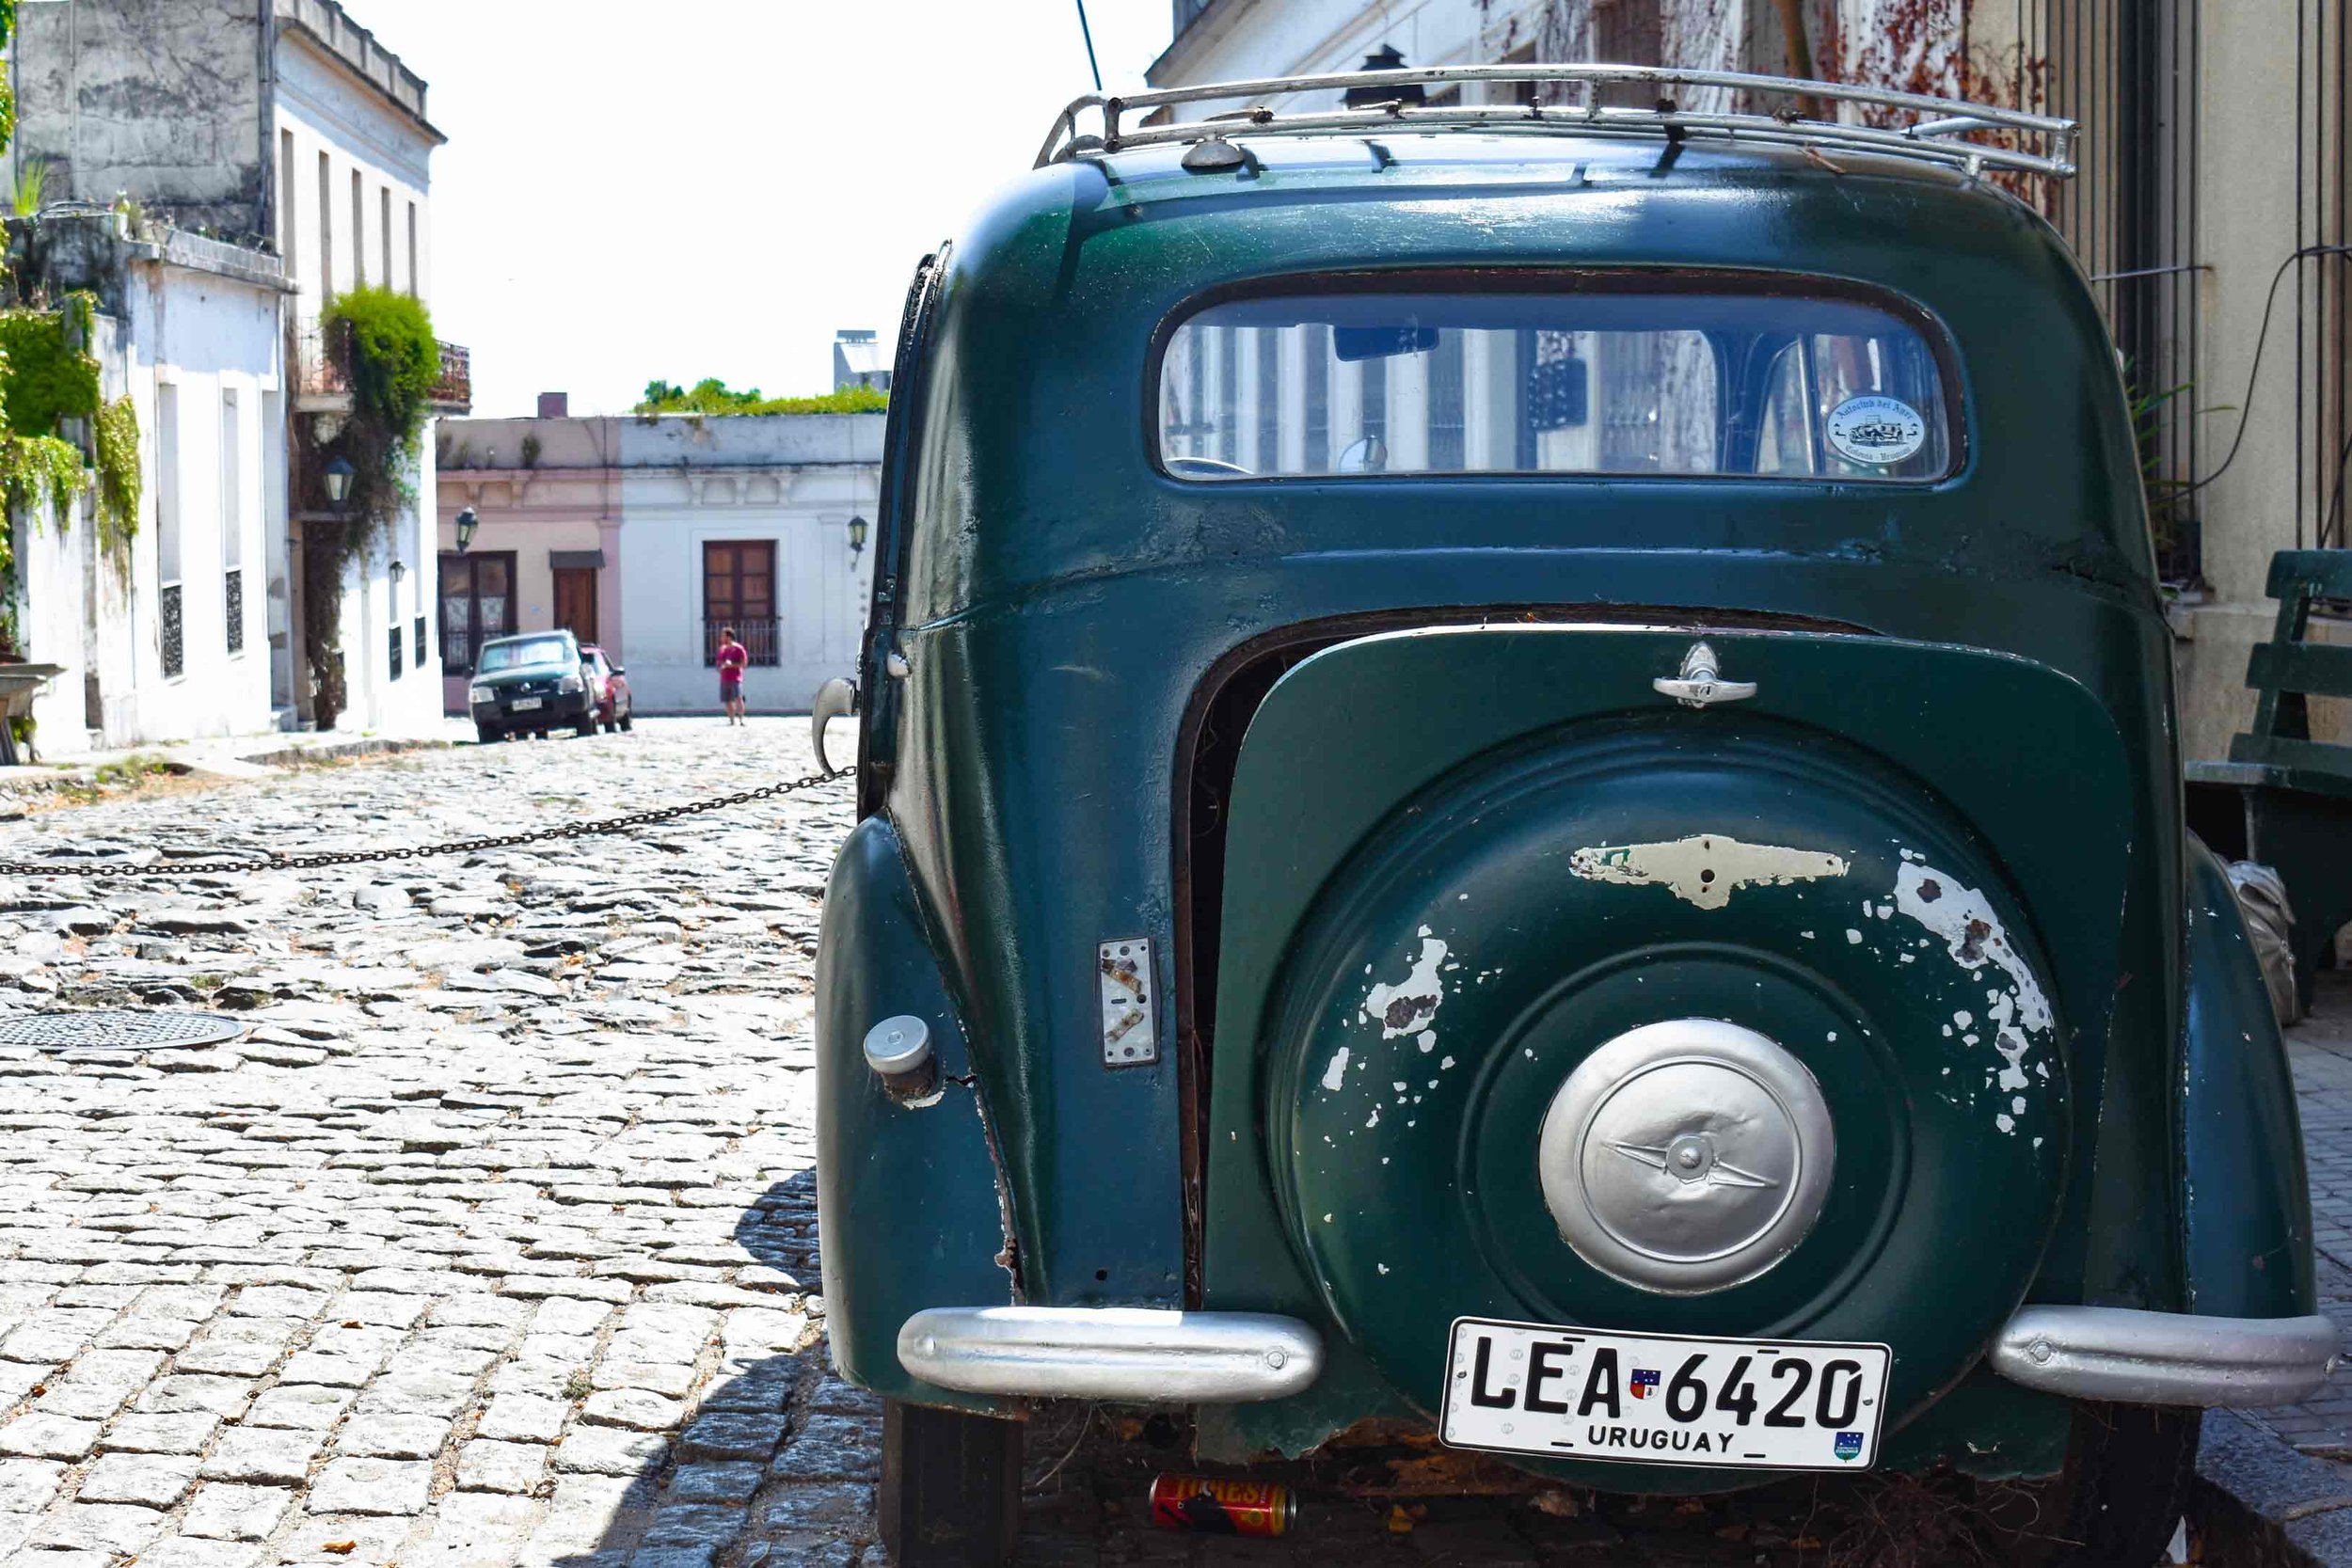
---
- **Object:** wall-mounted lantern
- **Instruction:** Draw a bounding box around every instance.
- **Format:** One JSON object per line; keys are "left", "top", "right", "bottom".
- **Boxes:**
{"left": 848, "top": 515, "right": 869, "bottom": 557}
{"left": 1343, "top": 44, "right": 1423, "bottom": 109}
{"left": 323, "top": 454, "right": 357, "bottom": 510}
{"left": 389, "top": 560, "right": 407, "bottom": 583}
{"left": 454, "top": 506, "right": 480, "bottom": 555}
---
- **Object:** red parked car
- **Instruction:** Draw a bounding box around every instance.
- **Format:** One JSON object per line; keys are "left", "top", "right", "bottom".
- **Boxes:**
{"left": 580, "top": 645, "right": 634, "bottom": 735}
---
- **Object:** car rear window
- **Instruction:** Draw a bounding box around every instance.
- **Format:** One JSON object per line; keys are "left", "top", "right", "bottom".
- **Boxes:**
{"left": 1157, "top": 285, "right": 1954, "bottom": 483}
{"left": 477, "top": 636, "right": 573, "bottom": 673}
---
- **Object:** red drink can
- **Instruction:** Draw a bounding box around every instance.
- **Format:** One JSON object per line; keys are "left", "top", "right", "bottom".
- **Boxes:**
{"left": 1148, "top": 1472, "right": 1298, "bottom": 1535}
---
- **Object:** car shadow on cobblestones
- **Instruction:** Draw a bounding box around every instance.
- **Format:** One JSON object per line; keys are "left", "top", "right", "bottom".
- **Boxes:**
{"left": 505, "top": 1165, "right": 2060, "bottom": 1568}
{"left": 979, "top": 1402, "right": 2066, "bottom": 1568}
{"left": 540, "top": 1168, "right": 881, "bottom": 1567}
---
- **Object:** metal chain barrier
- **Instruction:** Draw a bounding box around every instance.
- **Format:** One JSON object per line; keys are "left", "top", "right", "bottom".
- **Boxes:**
{"left": 0, "top": 768, "right": 848, "bottom": 879}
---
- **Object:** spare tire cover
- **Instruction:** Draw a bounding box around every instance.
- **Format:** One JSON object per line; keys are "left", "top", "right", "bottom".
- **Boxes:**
{"left": 1266, "top": 722, "right": 2068, "bottom": 1442}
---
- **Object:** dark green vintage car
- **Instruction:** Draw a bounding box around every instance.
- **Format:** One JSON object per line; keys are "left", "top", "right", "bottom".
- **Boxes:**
{"left": 812, "top": 63, "right": 2339, "bottom": 1565}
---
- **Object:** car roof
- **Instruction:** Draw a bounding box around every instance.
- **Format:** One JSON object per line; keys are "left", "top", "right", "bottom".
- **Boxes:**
{"left": 897, "top": 124, "right": 2143, "bottom": 626}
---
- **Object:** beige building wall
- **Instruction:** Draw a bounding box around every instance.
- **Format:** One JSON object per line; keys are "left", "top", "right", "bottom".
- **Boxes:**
{"left": 2173, "top": 2, "right": 2345, "bottom": 762}
{"left": 435, "top": 417, "right": 622, "bottom": 712}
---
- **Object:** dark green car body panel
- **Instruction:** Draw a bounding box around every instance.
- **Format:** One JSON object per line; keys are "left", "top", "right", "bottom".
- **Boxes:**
{"left": 811, "top": 129, "right": 2312, "bottom": 1479}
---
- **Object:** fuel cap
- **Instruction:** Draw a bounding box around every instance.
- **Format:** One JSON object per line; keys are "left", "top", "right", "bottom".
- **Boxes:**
{"left": 1537, "top": 1019, "right": 1835, "bottom": 1295}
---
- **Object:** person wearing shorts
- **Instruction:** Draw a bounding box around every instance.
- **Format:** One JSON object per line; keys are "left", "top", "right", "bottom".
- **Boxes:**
{"left": 716, "top": 628, "right": 749, "bottom": 725}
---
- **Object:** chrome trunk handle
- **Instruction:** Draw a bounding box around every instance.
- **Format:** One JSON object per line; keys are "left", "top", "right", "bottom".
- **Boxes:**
{"left": 1654, "top": 641, "right": 1757, "bottom": 708}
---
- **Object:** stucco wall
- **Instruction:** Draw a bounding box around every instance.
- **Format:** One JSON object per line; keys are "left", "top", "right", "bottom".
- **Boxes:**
{"left": 274, "top": 11, "right": 443, "bottom": 738}
{"left": 324, "top": 432, "right": 442, "bottom": 740}
{"left": 437, "top": 416, "right": 623, "bottom": 713}
{"left": 19, "top": 253, "right": 290, "bottom": 754}
{"left": 10, "top": 0, "right": 272, "bottom": 242}
{"left": 274, "top": 24, "right": 437, "bottom": 320}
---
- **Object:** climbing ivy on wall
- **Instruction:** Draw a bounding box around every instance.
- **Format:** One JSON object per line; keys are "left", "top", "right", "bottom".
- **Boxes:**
{"left": 92, "top": 394, "right": 139, "bottom": 564}
{"left": 0, "top": 429, "right": 86, "bottom": 530}
{"left": 0, "top": 1, "right": 18, "bottom": 159}
{"left": 0, "top": 293, "right": 103, "bottom": 555}
{"left": 306, "top": 285, "right": 441, "bottom": 729}
{"left": 0, "top": 291, "right": 99, "bottom": 435}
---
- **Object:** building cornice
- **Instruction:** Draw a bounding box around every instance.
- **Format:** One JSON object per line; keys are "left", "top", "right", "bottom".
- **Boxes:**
{"left": 276, "top": 0, "right": 445, "bottom": 146}
{"left": 1150, "top": 0, "right": 1262, "bottom": 86}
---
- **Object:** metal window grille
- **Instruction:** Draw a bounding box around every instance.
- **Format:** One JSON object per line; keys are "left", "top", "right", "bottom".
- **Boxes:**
{"left": 1256, "top": 327, "right": 1279, "bottom": 468}
{"left": 389, "top": 625, "right": 403, "bottom": 680}
{"left": 1430, "top": 329, "right": 1467, "bottom": 470}
{"left": 2298, "top": 0, "right": 2352, "bottom": 549}
{"left": 1216, "top": 326, "right": 1240, "bottom": 465}
{"left": 2021, "top": 0, "right": 2202, "bottom": 578}
{"left": 160, "top": 584, "right": 183, "bottom": 679}
{"left": 1303, "top": 325, "right": 1330, "bottom": 473}
{"left": 704, "top": 618, "right": 780, "bottom": 668}
{"left": 224, "top": 569, "right": 244, "bottom": 656}
{"left": 414, "top": 615, "right": 427, "bottom": 669}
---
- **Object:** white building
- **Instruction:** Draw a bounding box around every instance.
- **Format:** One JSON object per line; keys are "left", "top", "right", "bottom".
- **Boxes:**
{"left": 274, "top": 0, "right": 452, "bottom": 739}
{"left": 833, "top": 330, "right": 891, "bottom": 394}
{"left": 437, "top": 411, "right": 882, "bottom": 717}
{"left": 10, "top": 0, "right": 460, "bottom": 746}
{"left": 13, "top": 220, "right": 291, "bottom": 752}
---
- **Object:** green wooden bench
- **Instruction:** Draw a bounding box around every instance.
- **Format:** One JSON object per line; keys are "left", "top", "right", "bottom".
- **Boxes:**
{"left": 2185, "top": 548, "right": 2352, "bottom": 1008}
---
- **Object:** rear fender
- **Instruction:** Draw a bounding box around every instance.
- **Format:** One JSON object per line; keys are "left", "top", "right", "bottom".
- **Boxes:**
{"left": 815, "top": 815, "right": 1020, "bottom": 1415}
{"left": 2181, "top": 834, "right": 2317, "bottom": 1318}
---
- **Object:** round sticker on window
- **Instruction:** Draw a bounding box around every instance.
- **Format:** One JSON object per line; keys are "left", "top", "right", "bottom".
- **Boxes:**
{"left": 1825, "top": 395, "right": 1928, "bottom": 467}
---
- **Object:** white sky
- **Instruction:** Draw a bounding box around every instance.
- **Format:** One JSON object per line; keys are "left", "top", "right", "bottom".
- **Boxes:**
{"left": 381, "top": 1, "right": 1172, "bottom": 419}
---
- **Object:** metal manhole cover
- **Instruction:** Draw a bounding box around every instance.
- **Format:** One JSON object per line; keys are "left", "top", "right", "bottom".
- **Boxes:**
{"left": 0, "top": 1010, "right": 246, "bottom": 1053}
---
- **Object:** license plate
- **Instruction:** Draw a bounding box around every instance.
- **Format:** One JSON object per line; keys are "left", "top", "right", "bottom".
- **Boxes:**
{"left": 1440, "top": 1316, "right": 1890, "bottom": 1471}
{"left": 508, "top": 697, "right": 542, "bottom": 711}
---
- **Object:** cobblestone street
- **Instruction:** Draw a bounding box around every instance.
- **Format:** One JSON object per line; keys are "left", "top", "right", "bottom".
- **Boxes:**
{"left": 0, "top": 721, "right": 866, "bottom": 1567}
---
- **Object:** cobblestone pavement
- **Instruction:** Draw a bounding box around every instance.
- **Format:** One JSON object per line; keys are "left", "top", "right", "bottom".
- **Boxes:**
{"left": 0, "top": 720, "right": 865, "bottom": 1567}
{"left": 2240, "top": 972, "right": 2352, "bottom": 1459}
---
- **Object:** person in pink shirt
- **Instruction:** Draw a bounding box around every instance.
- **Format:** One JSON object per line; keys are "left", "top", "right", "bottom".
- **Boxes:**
{"left": 716, "top": 627, "right": 749, "bottom": 726}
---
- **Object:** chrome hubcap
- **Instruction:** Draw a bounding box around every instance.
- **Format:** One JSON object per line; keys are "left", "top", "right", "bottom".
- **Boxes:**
{"left": 1537, "top": 1019, "right": 1836, "bottom": 1295}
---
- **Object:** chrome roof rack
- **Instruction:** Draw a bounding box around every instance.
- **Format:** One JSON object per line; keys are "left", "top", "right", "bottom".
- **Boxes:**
{"left": 1036, "top": 63, "right": 2076, "bottom": 181}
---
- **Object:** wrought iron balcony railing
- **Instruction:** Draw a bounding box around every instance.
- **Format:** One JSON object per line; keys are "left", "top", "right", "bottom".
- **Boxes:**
{"left": 294, "top": 322, "right": 472, "bottom": 415}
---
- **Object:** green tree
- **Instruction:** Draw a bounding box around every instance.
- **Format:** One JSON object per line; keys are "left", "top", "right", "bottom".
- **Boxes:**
{"left": 633, "top": 376, "right": 885, "bottom": 416}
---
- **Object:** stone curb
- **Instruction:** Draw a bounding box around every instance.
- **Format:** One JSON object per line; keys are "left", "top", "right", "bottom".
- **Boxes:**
{"left": 0, "top": 736, "right": 450, "bottom": 808}
{"left": 230, "top": 736, "right": 450, "bottom": 769}
{"left": 2195, "top": 1410, "right": 2352, "bottom": 1566}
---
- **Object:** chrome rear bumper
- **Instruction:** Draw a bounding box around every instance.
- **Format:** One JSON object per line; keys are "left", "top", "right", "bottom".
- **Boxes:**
{"left": 1989, "top": 1306, "right": 2340, "bottom": 1407}
{"left": 898, "top": 1307, "right": 1322, "bottom": 1402}
{"left": 895, "top": 1303, "right": 2339, "bottom": 1409}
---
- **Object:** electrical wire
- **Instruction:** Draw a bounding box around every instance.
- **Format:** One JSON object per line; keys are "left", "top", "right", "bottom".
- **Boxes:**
{"left": 1073, "top": 0, "right": 1104, "bottom": 94}
{"left": 2177, "top": 244, "right": 2352, "bottom": 502}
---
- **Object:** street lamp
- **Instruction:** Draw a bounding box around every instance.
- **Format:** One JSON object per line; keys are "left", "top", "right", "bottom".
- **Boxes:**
{"left": 454, "top": 506, "right": 480, "bottom": 555}
{"left": 323, "top": 454, "right": 356, "bottom": 510}
{"left": 1343, "top": 44, "right": 1423, "bottom": 109}
{"left": 848, "top": 515, "right": 868, "bottom": 557}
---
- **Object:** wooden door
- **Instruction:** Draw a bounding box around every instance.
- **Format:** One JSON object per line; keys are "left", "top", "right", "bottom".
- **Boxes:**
{"left": 553, "top": 568, "right": 598, "bottom": 643}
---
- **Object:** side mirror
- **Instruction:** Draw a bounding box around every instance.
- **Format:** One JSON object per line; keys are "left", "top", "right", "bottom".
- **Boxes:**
{"left": 611, "top": 666, "right": 626, "bottom": 676}
{"left": 1338, "top": 434, "right": 1389, "bottom": 474}
{"left": 812, "top": 676, "right": 859, "bottom": 773}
